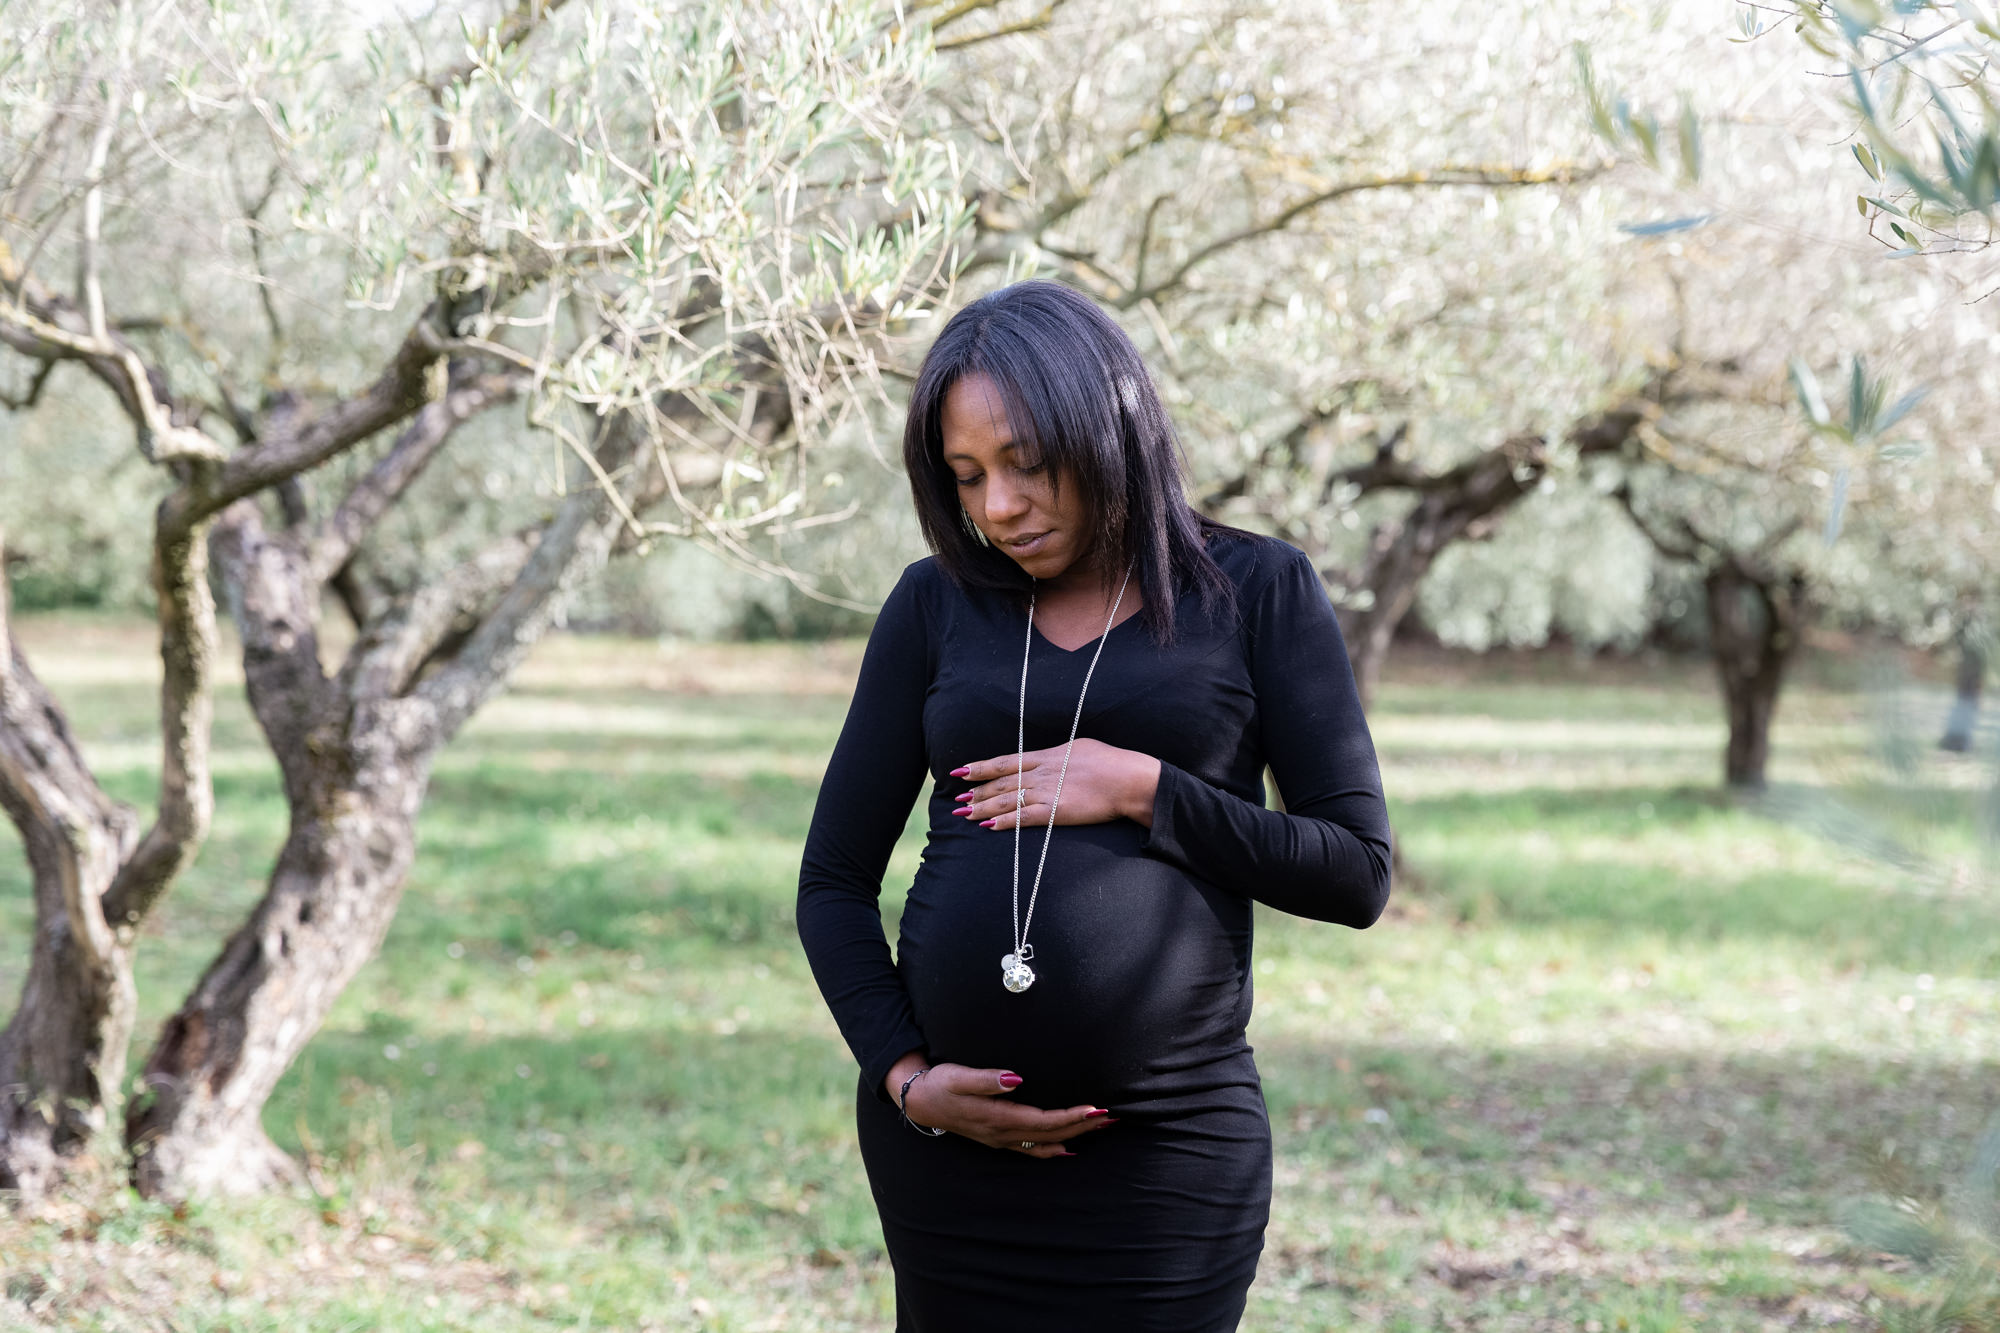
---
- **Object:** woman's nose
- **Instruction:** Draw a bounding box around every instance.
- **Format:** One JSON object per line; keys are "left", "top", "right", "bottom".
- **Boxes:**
{"left": 984, "top": 475, "right": 1031, "bottom": 524}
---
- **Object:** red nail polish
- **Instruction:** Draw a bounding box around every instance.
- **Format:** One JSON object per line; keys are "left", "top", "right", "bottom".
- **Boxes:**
{"left": 952, "top": 807, "right": 971, "bottom": 816}
{"left": 998, "top": 1073, "right": 1022, "bottom": 1089}
{"left": 1058, "top": 1151, "right": 1077, "bottom": 1157}
{"left": 950, "top": 766, "right": 971, "bottom": 777}
{"left": 1085, "top": 1109, "right": 1110, "bottom": 1118}
{"left": 980, "top": 819, "right": 997, "bottom": 828}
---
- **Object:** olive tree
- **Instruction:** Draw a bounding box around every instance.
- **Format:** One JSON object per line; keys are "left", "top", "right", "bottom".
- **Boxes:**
{"left": 1779, "top": 0, "right": 2000, "bottom": 746}
{"left": 927, "top": 0, "right": 1672, "bottom": 701}
{"left": 0, "top": 0, "right": 964, "bottom": 1201}
{"left": 1561, "top": 0, "right": 1998, "bottom": 787}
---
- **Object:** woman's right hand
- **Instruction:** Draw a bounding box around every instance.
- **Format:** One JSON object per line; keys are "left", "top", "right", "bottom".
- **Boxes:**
{"left": 889, "top": 1058, "right": 1115, "bottom": 1159}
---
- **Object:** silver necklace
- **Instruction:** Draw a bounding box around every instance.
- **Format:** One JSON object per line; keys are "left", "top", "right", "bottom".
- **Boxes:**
{"left": 1001, "top": 564, "right": 1134, "bottom": 994}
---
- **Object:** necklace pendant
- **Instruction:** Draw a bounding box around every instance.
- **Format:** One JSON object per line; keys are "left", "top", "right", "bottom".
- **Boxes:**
{"left": 1001, "top": 952, "right": 1036, "bottom": 993}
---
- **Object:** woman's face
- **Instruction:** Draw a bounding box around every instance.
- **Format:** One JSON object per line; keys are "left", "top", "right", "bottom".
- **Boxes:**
{"left": 941, "top": 372, "right": 1094, "bottom": 582}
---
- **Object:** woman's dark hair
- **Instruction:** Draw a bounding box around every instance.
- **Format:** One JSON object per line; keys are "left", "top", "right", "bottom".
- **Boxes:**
{"left": 902, "top": 279, "right": 1240, "bottom": 647}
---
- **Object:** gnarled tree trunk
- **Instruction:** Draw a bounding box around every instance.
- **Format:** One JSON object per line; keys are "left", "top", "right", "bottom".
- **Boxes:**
{"left": 1706, "top": 562, "right": 1805, "bottom": 789}
{"left": 125, "top": 402, "right": 692, "bottom": 1200}
{"left": 1201, "top": 409, "right": 1647, "bottom": 707}
{"left": 127, "top": 745, "right": 432, "bottom": 1196}
{"left": 0, "top": 692, "right": 141, "bottom": 1200}
{"left": 1941, "top": 622, "right": 1985, "bottom": 753}
{"left": 0, "top": 518, "right": 215, "bottom": 1203}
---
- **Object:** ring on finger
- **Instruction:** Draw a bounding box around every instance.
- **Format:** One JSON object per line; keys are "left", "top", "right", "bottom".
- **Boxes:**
{"left": 1018, "top": 1140, "right": 1036, "bottom": 1150}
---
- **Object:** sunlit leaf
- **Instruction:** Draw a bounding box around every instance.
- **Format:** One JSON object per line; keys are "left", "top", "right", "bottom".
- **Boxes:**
{"left": 1790, "top": 357, "right": 1830, "bottom": 428}
{"left": 1874, "top": 388, "right": 1930, "bottom": 436}
{"left": 1618, "top": 214, "right": 1713, "bottom": 236}
{"left": 1823, "top": 466, "right": 1851, "bottom": 546}
{"left": 1677, "top": 98, "right": 1703, "bottom": 183}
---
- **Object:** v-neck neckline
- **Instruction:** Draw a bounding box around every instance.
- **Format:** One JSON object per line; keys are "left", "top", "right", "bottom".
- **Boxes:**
{"left": 1030, "top": 603, "right": 1143, "bottom": 656}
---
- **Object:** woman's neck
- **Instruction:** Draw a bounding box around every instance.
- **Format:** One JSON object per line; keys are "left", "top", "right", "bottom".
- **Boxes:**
{"left": 1040, "top": 545, "right": 1120, "bottom": 597}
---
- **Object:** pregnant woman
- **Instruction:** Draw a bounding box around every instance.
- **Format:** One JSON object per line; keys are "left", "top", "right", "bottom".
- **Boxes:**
{"left": 796, "top": 280, "right": 1392, "bottom": 1330}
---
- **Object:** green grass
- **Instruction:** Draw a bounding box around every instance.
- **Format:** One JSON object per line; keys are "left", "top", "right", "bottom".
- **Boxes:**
{"left": 1, "top": 619, "right": 1995, "bottom": 1330}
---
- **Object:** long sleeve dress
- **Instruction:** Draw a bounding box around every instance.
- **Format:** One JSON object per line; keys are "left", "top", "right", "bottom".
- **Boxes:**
{"left": 795, "top": 526, "right": 1392, "bottom": 1332}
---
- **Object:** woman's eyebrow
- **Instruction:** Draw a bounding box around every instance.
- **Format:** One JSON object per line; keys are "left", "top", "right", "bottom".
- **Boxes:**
{"left": 942, "top": 439, "right": 1020, "bottom": 463}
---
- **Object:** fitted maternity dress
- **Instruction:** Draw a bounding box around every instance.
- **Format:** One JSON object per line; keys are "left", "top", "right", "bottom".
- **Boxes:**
{"left": 795, "top": 527, "right": 1392, "bottom": 1332}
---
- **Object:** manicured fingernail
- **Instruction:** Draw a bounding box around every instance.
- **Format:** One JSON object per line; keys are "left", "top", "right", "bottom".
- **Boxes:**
{"left": 979, "top": 819, "right": 997, "bottom": 828}
{"left": 1085, "top": 1109, "right": 1111, "bottom": 1118}
{"left": 1058, "top": 1151, "right": 1077, "bottom": 1157}
{"left": 998, "top": 1073, "right": 1022, "bottom": 1088}
{"left": 950, "top": 766, "right": 971, "bottom": 777}
{"left": 952, "top": 807, "right": 971, "bottom": 816}
{"left": 953, "top": 791, "right": 973, "bottom": 801}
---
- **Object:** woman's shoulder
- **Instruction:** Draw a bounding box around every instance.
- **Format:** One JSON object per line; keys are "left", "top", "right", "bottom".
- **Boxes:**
{"left": 882, "top": 553, "right": 973, "bottom": 630}
{"left": 1200, "top": 524, "right": 1312, "bottom": 596}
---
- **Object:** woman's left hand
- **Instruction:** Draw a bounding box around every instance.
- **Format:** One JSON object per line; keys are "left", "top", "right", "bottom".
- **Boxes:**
{"left": 950, "top": 739, "right": 1161, "bottom": 831}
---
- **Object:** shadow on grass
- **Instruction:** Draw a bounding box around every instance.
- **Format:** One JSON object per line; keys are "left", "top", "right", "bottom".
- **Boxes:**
{"left": 268, "top": 1021, "right": 1998, "bottom": 1255}
{"left": 271, "top": 1024, "right": 877, "bottom": 1254}
{"left": 1257, "top": 1035, "right": 1999, "bottom": 1222}
{"left": 1395, "top": 784, "right": 2000, "bottom": 976}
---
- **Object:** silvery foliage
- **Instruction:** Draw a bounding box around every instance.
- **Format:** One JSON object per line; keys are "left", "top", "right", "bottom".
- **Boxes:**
{"left": 1578, "top": 0, "right": 1997, "bottom": 648}
{"left": 923, "top": 0, "right": 1644, "bottom": 646}
{"left": 0, "top": 0, "right": 969, "bottom": 603}
{"left": 1767, "top": 0, "right": 2000, "bottom": 251}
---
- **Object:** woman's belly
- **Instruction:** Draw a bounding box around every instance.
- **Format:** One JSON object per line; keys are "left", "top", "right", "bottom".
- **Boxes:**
{"left": 895, "top": 797, "right": 1255, "bottom": 1110}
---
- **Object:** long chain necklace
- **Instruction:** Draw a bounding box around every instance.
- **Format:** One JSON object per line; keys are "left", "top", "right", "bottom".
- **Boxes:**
{"left": 1001, "top": 564, "right": 1133, "bottom": 994}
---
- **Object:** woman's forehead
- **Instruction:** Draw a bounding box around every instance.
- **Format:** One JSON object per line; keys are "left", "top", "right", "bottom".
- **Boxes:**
{"left": 941, "top": 374, "right": 1041, "bottom": 461}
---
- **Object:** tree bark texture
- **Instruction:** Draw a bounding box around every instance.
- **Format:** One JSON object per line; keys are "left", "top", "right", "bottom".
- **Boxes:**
{"left": 125, "top": 745, "right": 432, "bottom": 1198}
{"left": 1705, "top": 563, "right": 1805, "bottom": 789}
{"left": 126, "top": 408, "right": 669, "bottom": 1200}
{"left": 0, "top": 656, "right": 141, "bottom": 1201}
{"left": 0, "top": 517, "right": 215, "bottom": 1203}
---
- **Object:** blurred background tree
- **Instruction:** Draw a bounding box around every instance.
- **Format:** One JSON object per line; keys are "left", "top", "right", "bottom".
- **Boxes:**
{"left": 1569, "top": 0, "right": 1996, "bottom": 786}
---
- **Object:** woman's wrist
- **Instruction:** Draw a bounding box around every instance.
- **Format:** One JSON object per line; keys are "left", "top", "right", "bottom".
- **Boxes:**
{"left": 884, "top": 1049, "right": 929, "bottom": 1105}
{"left": 1121, "top": 752, "right": 1162, "bottom": 829}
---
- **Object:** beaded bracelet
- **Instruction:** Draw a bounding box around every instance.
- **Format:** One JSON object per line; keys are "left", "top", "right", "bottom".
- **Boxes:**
{"left": 897, "top": 1066, "right": 947, "bottom": 1137}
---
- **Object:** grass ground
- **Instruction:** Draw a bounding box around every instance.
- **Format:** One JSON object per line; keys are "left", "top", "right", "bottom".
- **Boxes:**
{"left": 1, "top": 616, "right": 1995, "bottom": 1331}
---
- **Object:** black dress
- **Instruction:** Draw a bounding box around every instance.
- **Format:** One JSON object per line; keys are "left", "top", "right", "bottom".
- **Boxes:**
{"left": 795, "top": 528, "right": 1392, "bottom": 1331}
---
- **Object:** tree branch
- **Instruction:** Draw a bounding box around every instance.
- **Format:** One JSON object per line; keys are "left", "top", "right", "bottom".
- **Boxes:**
{"left": 102, "top": 510, "right": 218, "bottom": 930}
{"left": 1121, "top": 161, "right": 1611, "bottom": 308}
{"left": 0, "top": 257, "right": 229, "bottom": 465}
{"left": 1611, "top": 481, "right": 1706, "bottom": 564}
{"left": 208, "top": 499, "right": 332, "bottom": 774}
{"left": 0, "top": 527, "right": 135, "bottom": 975}
{"left": 421, "top": 0, "right": 576, "bottom": 105}
{"left": 171, "top": 317, "right": 450, "bottom": 529}
{"left": 0, "top": 360, "right": 56, "bottom": 411}
{"left": 78, "top": 0, "right": 136, "bottom": 346}
{"left": 411, "top": 411, "right": 650, "bottom": 739}
{"left": 305, "top": 367, "right": 525, "bottom": 584}
{"left": 334, "top": 526, "right": 544, "bottom": 702}
{"left": 936, "top": 4, "right": 1060, "bottom": 50}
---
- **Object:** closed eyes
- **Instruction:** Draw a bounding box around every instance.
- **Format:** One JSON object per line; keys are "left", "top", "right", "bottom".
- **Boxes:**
{"left": 954, "top": 462, "right": 1046, "bottom": 488}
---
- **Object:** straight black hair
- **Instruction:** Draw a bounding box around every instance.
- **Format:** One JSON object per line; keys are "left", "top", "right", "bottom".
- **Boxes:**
{"left": 901, "top": 279, "right": 1240, "bottom": 647}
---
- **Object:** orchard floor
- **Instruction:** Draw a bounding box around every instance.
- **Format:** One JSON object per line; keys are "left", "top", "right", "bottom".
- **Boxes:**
{"left": 2, "top": 617, "right": 1996, "bottom": 1332}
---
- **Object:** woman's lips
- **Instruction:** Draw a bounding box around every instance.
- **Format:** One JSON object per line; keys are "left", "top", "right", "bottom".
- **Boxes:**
{"left": 1002, "top": 531, "right": 1052, "bottom": 556}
